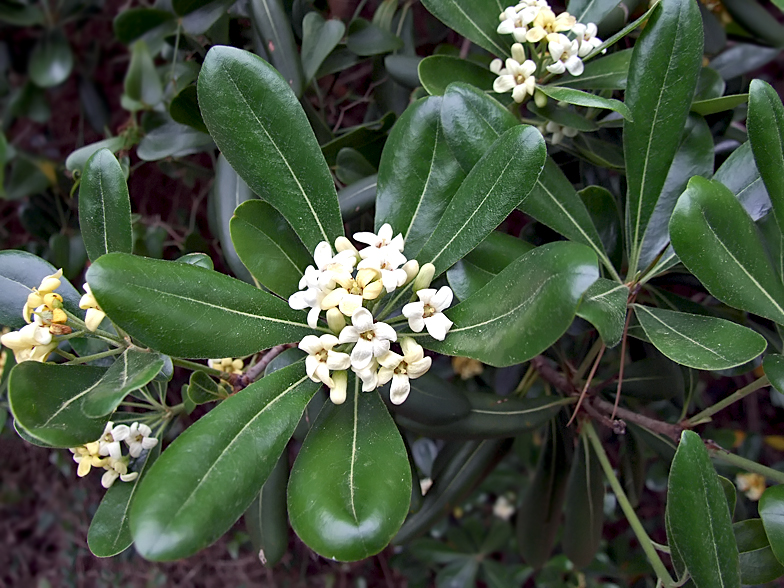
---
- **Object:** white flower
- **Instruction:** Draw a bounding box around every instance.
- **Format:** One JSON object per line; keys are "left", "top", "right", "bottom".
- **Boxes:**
{"left": 79, "top": 283, "right": 106, "bottom": 332}
{"left": 338, "top": 308, "right": 397, "bottom": 370}
{"left": 402, "top": 286, "right": 454, "bottom": 341}
{"left": 299, "top": 334, "right": 351, "bottom": 388}
{"left": 300, "top": 241, "right": 357, "bottom": 291}
{"left": 545, "top": 33, "right": 584, "bottom": 76}
{"left": 353, "top": 358, "right": 380, "bottom": 392}
{"left": 354, "top": 223, "right": 405, "bottom": 259}
{"left": 497, "top": 5, "right": 538, "bottom": 42}
{"left": 525, "top": 7, "right": 576, "bottom": 42}
{"left": 101, "top": 457, "right": 138, "bottom": 489}
{"left": 125, "top": 422, "right": 158, "bottom": 458}
{"left": 0, "top": 322, "right": 57, "bottom": 363}
{"left": 330, "top": 370, "right": 348, "bottom": 405}
{"left": 70, "top": 441, "right": 106, "bottom": 478}
{"left": 492, "top": 44, "right": 537, "bottom": 103}
{"left": 493, "top": 495, "right": 516, "bottom": 520}
{"left": 23, "top": 269, "right": 62, "bottom": 322}
{"left": 357, "top": 248, "right": 408, "bottom": 293}
{"left": 573, "top": 22, "right": 604, "bottom": 57}
{"left": 320, "top": 268, "right": 384, "bottom": 316}
{"left": 288, "top": 286, "right": 327, "bottom": 329}
{"left": 539, "top": 120, "right": 579, "bottom": 144}
{"left": 377, "top": 338, "right": 432, "bottom": 405}
{"left": 98, "top": 421, "right": 130, "bottom": 459}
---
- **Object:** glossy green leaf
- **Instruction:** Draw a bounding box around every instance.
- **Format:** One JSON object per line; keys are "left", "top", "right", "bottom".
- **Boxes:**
{"left": 719, "top": 475, "right": 737, "bottom": 520}
{"left": 381, "top": 372, "right": 471, "bottom": 426}
{"left": 131, "top": 362, "right": 319, "bottom": 560}
{"left": 528, "top": 102, "right": 598, "bottom": 132}
{"left": 198, "top": 46, "right": 343, "bottom": 252}
{"left": 187, "top": 370, "right": 230, "bottom": 405}
{"left": 537, "top": 86, "right": 632, "bottom": 121}
{"left": 633, "top": 305, "right": 766, "bottom": 370}
{"left": 288, "top": 381, "right": 411, "bottom": 561}
{"left": 249, "top": 0, "right": 304, "bottom": 97}
{"left": 624, "top": 0, "right": 703, "bottom": 275}
{"left": 567, "top": 0, "right": 622, "bottom": 26}
{"left": 88, "top": 443, "right": 161, "bottom": 558}
{"left": 748, "top": 80, "right": 784, "bottom": 235}
{"left": 713, "top": 142, "right": 771, "bottom": 222}
{"left": 420, "top": 0, "right": 509, "bottom": 58}
{"left": 424, "top": 242, "right": 599, "bottom": 367}
{"left": 616, "top": 352, "right": 684, "bottom": 402}
{"left": 169, "top": 85, "right": 208, "bottom": 134}
{"left": 669, "top": 176, "right": 784, "bottom": 324}
{"left": 447, "top": 231, "right": 534, "bottom": 301}
{"left": 230, "top": 199, "right": 310, "bottom": 297}
{"left": 8, "top": 362, "right": 107, "bottom": 448}
{"left": 339, "top": 174, "right": 377, "bottom": 219}
{"left": 335, "top": 148, "right": 375, "bottom": 184}
{"left": 87, "top": 253, "right": 319, "bottom": 359}
{"left": 579, "top": 186, "right": 623, "bottom": 270}
{"left": 440, "top": 82, "right": 517, "bottom": 173}
{"left": 416, "top": 125, "right": 545, "bottom": 276}
{"left": 551, "top": 49, "right": 631, "bottom": 90}
{"left": 576, "top": 279, "right": 628, "bottom": 348}
{"left": 764, "top": 355, "right": 784, "bottom": 396}
{"left": 397, "top": 392, "right": 572, "bottom": 440}
{"left": 0, "top": 250, "right": 82, "bottom": 329}
{"left": 135, "top": 122, "right": 213, "bottom": 161}
{"left": 520, "top": 157, "right": 614, "bottom": 276}
{"left": 78, "top": 149, "right": 133, "bottom": 262}
{"left": 124, "top": 40, "right": 163, "bottom": 107}
{"left": 563, "top": 432, "right": 605, "bottom": 569}
{"left": 65, "top": 137, "right": 126, "bottom": 173}
{"left": 760, "top": 485, "right": 784, "bottom": 567}
{"left": 694, "top": 66, "right": 725, "bottom": 101}
{"left": 667, "top": 430, "right": 741, "bottom": 588}
{"left": 418, "top": 55, "right": 496, "bottom": 97}
{"left": 691, "top": 94, "right": 748, "bottom": 116}
{"left": 321, "top": 112, "right": 395, "bottom": 167}
{"left": 375, "top": 97, "right": 465, "bottom": 259}
{"left": 177, "top": 253, "right": 213, "bottom": 269}
{"left": 113, "top": 8, "right": 175, "bottom": 44}
{"left": 245, "top": 452, "right": 289, "bottom": 566}
{"left": 517, "top": 419, "right": 571, "bottom": 568}
{"left": 721, "top": 0, "right": 784, "bottom": 48}
{"left": 82, "top": 348, "right": 165, "bottom": 417}
{"left": 734, "top": 518, "right": 784, "bottom": 585}
{"left": 301, "top": 13, "right": 345, "bottom": 83}
{"left": 211, "top": 154, "right": 254, "bottom": 283}
{"left": 346, "top": 18, "right": 403, "bottom": 56}
{"left": 385, "top": 55, "right": 422, "bottom": 89}
{"left": 29, "top": 30, "right": 73, "bottom": 88}
{"left": 395, "top": 439, "right": 511, "bottom": 544}
{"left": 637, "top": 114, "right": 713, "bottom": 271}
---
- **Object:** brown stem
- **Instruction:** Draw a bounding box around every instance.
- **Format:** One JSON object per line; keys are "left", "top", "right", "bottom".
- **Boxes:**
{"left": 530, "top": 355, "right": 576, "bottom": 394}
{"left": 232, "top": 344, "right": 294, "bottom": 391}
{"left": 568, "top": 344, "right": 606, "bottom": 427}
{"left": 590, "top": 396, "right": 683, "bottom": 442}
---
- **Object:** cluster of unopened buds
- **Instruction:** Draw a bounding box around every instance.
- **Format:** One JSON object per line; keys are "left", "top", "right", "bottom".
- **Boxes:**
{"left": 0, "top": 270, "right": 108, "bottom": 363}
{"left": 70, "top": 421, "right": 158, "bottom": 489}
{"left": 288, "top": 224, "right": 455, "bottom": 406}
{"left": 208, "top": 357, "right": 245, "bottom": 375}
{"left": 491, "top": 0, "right": 605, "bottom": 103}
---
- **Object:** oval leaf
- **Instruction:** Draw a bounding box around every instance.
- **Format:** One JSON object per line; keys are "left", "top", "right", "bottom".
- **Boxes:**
{"left": 734, "top": 518, "right": 784, "bottom": 585}
{"left": 29, "top": 29, "right": 73, "bottom": 88}
{"left": 380, "top": 371, "right": 471, "bottom": 426}
{"left": 420, "top": 0, "right": 509, "bottom": 58}
{"left": 713, "top": 142, "right": 771, "bottom": 222}
{"left": 244, "top": 452, "right": 289, "bottom": 567}
{"left": 130, "top": 362, "right": 320, "bottom": 560}
{"left": 249, "top": 0, "right": 304, "bottom": 96}
{"left": 538, "top": 86, "right": 632, "bottom": 120}
{"left": 418, "top": 55, "right": 496, "bottom": 97}
{"left": 288, "top": 382, "right": 411, "bottom": 561}
{"left": 301, "top": 13, "right": 345, "bottom": 83}
{"left": 552, "top": 49, "right": 631, "bottom": 90}
{"left": 760, "top": 485, "right": 784, "bottom": 567}
{"left": 576, "top": 279, "right": 628, "bottom": 348}
{"left": 748, "top": 79, "right": 784, "bottom": 235}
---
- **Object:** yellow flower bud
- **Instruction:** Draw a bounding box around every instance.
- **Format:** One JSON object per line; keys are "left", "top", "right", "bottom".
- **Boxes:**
{"left": 401, "top": 260, "right": 419, "bottom": 285}
{"left": 330, "top": 370, "right": 348, "bottom": 405}
{"left": 327, "top": 308, "right": 346, "bottom": 334}
{"left": 534, "top": 89, "right": 548, "bottom": 108}
{"left": 413, "top": 263, "right": 435, "bottom": 293}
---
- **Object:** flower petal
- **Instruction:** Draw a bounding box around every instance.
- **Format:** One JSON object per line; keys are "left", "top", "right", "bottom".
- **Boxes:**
{"left": 351, "top": 308, "right": 374, "bottom": 332}
{"left": 424, "top": 313, "right": 454, "bottom": 341}
{"left": 389, "top": 373, "right": 411, "bottom": 405}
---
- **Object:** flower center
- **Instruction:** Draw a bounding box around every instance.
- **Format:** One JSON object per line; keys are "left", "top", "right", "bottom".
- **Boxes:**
{"left": 361, "top": 331, "right": 374, "bottom": 341}
{"left": 394, "top": 362, "right": 408, "bottom": 376}
{"left": 423, "top": 304, "right": 436, "bottom": 318}
{"left": 317, "top": 349, "right": 329, "bottom": 362}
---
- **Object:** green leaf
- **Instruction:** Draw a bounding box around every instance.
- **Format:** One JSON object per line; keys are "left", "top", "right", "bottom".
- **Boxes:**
{"left": 579, "top": 186, "right": 623, "bottom": 270}
{"left": 135, "top": 122, "right": 213, "bottom": 161}
{"left": 748, "top": 80, "right": 784, "bottom": 235}
{"left": 301, "top": 13, "right": 345, "bottom": 83}
{"left": 187, "top": 370, "right": 230, "bottom": 405}
{"left": 721, "top": 0, "right": 784, "bottom": 48}
{"left": 288, "top": 381, "right": 411, "bottom": 561}
{"left": 551, "top": 49, "right": 631, "bottom": 90}
{"left": 321, "top": 112, "right": 396, "bottom": 167}
{"left": 416, "top": 125, "right": 546, "bottom": 276}
{"left": 424, "top": 242, "right": 599, "bottom": 367}
{"left": 375, "top": 97, "right": 465, "bottom": 259}
{"left": 346, "top": 18, "right": 403, "bottom": 56}
{"left": 81, "top": 348, "right": 165, "bottom": 418}
{"left": 420, "top": 0, "right": 509, "bottom": 58}
{"left": 615, "top": 352, "right": 684, "bottom": 402}
{"left": 173, "top": 0, "right": 214, "bottom": 15}
{"left": 567, "top": 0, "right": 622, "bottom": 25}
{"left": 335, "top": 147, "right": 375, "bottom": 184}
{"left": 396, "top": 392, "right": 572, "bottom": 440}
{"left": 418, "top": 55, "right": 496, "bottom": 97}
{"left": 29, "top": 29, "right": 73, "bottom": 88}
{"left": 0, "top": 250, "right": 82, "bottom": 329}
{"left": 537, "top": 86, "right": 633, "bottom": 121}
{"left": 667, "top": 430, "right": 741, "bottom": 588}
{"left": 517, "top": 419, "right": 571, "bottom": 568}
{"left": 637, "top": 114, "right": 713, "bottom": 271}
{"left": 719, "top": 475, "right": 737, "bottom": 520}
{"left": 230, "top": 199, "right": 311, "bottom": 298}
{"left": 440, "top": 82, "right": 518, "bottom": 173}
{"left": 528, "top": 102, "right": 598, "bottom": 132}
{"left": 169, "top": 85, "right": 209, "bottom": 134}
{"left": 0, "top": 1, "right": 44, "bottom": 25}
{"left": 760, "top": 485, "right": 784, "bottom": 567}
{"left": 245, "top": 452, "right": 289, "bottom": 567}
{"left": 198, "top": 46, "right": 343, "bottom": 252}
{"left": 339, "top": 174, "right": 377, "bottom": 219}
{"left": 88, "top": 443, "right": 161, "bottom": 558}
{"left": 633, "top": 305, "right": 767, "bottom": 370}
{"left": 130, "top": 362, "right": 319, "bottom": 560}
{"left": 520, "top": 157, "right": 614, "bottom": 276}
{"left": 177, "top": 253, "right": 213, "bottom": 269}
{"left": 691, "top": 94, "right": 748, "bottom": 116}
{"left": 764, "top": 355, "right": 784, "bottom": 396}
{"left": 65, "top": 137, "right": 126, "bottom": 173}
{"left": 385, "top": 55, "right": 423, "bottom": 89}
{"left": 8, "top": 363, "right": 107, "bottom": 448}
{"left": 735, "top": 518, "right": 784, "bottom": 584}
{"left": 576, "top": 279, "right": 628, "bottom": 348}
{"left": 87, "top": 253, "right": 319, "bottom": 359}
{"left": 563, "top": 432, "right": 605, "bottom": 569}
{"left": 669, "top": 176, "right": 784, "bottom": 324}
{"left": 713, "top": 142, "right": 771, "bottom": 222}
{"left": 124, "top": 40, "right": 163, "bottom": 107}
{"left": 624, "top": 0, "right": 703, "bottom": 275}
{"left": 249, "top": 0, "right": 304, "bottom": 97}
{"left": 113, "top": 8, "right": 175, "bottom": 44}
{"left": 380, "top": 372, "right": 471, "bottom": 426}
{"left": 78, "top": 149, "right": 133, "bottom": 262}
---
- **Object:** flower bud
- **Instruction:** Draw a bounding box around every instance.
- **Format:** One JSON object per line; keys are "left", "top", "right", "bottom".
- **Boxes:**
{"left": 401, "top": 260, "right": 419, "bottom": 285}
{"left": 326, "top": 308, "right": 346, "bottom": 334}
{"left": 335, "top": 236, "right": 358, "bottom": 255}
{"left": 534, "top": 89, "right": 548, "bottom": 108}
{"left": 330, "top": 370, "right": 348, "bottom": 405}
{"left": 412, "top": 263, "right": 435, "bottom": 293}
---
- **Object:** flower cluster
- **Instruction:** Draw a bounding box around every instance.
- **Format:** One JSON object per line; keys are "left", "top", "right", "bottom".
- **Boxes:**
{"left": 491, "top": 1, "right": 605, "bottom": 103}
{"left": 288, "top": 224, "right": 455, "bottom": 406}
{"left": 70, "top": 421, "right": 158, "bottom": 489}
{"left": 208, "top": 357, "right": 244, "bottom": 375}
{"left": 79, "top": 283, "right": 106, "bottom": 332}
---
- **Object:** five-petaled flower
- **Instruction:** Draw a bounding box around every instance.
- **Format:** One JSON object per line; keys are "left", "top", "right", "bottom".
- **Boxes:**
{"left": 126, "top": 422, "right": 159, "bottom": 458}
{"left": 299, "top": 334, "right": 352, "bottom": 390}
{"left": 377, "top": 338, "right": 432, "bottom": 405}
{"left": 402, "top": 286, "right": 454, "bottom": 341}
{"left": 339, "top": 308, "right": 397, "bottom": 370}
{"left": 98, "top": 421, "right": 130, "bottom": 459}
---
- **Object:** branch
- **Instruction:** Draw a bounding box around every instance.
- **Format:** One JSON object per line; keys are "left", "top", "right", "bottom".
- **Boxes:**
{"left": 590, "top": 396, "right": 683, "bottom": 442}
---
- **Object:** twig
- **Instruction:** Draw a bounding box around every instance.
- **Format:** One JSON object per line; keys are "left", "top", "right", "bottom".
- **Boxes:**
{"left": 568, "top": 343, "right": 606, "bottom": 427}
{"left": 591, "top": 396, "right": 683, "bottom": 441}
{"left": 233, "top": 344, "right": 293, "bottom": 390}
{"left": 530, "top": 355, "right": 576, "bottom": 394}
